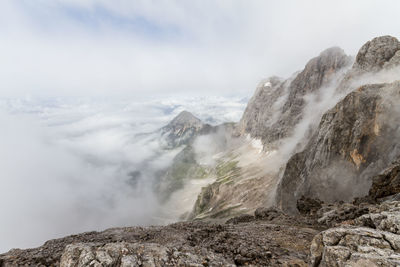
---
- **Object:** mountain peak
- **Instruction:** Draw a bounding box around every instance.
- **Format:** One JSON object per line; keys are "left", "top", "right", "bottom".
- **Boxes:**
{"left": 355, "top": 35, "right": 400, "bottom": 71}
{"left": 160, "top": 110, "right": 207, "bottom": 148}
{"left": 318, "top": 46, "right": 346, "bottom": 58}
{"left": 169, "top": 111, "right": 203, "bottom": 127}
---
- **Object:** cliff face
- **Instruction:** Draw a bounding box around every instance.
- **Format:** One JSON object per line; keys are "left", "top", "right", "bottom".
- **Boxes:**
{"left": 276, "top": 36, "right": 400, "bottom": 213}
{"left": 238, "top": 47, "right": 352, "bottom": 150}
{"left": 190, "top": 46, "right": 354, "bottom": 220}
{"left": 277, "top": 81, "right": 400, "bottom": 212}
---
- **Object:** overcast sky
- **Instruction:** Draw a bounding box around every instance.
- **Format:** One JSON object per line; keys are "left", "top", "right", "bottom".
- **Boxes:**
{"left": 0, "top": 0, "right": 399, "bottom": 98}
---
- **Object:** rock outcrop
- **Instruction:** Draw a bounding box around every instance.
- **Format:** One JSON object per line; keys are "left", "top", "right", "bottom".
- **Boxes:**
{"left": 354, "top": 35, "right": 400, "bottom": 72}
{"left": 311, "top": 201, "right": 400, "bottom": 267}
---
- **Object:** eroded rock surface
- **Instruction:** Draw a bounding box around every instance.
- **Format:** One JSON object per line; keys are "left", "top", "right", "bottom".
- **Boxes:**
{"left": 0, "top": 215, "right": 318, "bottom": 267}
{"left": 354, "top": 35, "right": 400, "bottom": 72}
{"left": 277, "top": 81, "right": 400, "bottom": 213}
{"left": 311, "top": 201, "right": 400, "bottom": 267}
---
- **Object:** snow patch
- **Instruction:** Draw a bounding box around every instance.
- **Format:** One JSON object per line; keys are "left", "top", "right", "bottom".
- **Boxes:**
{"left": 264, "top": 81, "right": 271, "bottom": 87}
{"left": 246, "top": 134, "right": 264, "bottom": 153}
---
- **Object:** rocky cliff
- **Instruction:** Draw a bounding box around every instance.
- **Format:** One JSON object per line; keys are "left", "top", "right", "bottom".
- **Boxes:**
{"left": 238, "top": 47, "right": 352, "bottom": 151}
{"left": 276, "top": 36, "right": 400, "bottom": 213}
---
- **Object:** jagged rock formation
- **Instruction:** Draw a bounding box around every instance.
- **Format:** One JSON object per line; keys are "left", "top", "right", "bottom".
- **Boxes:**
{"left": 238, "top": 47, "right": 352, "bottom": 150}
{"left": 277, "top": 36, "right": 400, "bottom": 213}
{"left": 160, "top": 110, "right": 212, "bottom": 148}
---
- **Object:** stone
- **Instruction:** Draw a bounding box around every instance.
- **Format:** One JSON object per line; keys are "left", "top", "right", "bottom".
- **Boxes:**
{"left": 354, "top": 36, "right": 400, "bottom": 72}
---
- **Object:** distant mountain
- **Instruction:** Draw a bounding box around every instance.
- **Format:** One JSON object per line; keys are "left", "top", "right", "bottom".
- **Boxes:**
{"left": 159, "top": 110, "right": 212, "bottom": 149}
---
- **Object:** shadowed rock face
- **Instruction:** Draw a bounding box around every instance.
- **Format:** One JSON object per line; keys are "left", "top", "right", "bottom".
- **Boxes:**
{"left": 369, "top": 158, "right": 400, "bottom": 201}
{"left": 273, "top": 36, "right": 400, "bottom": 214}
{"left": 277, "top": 81, "right": 400, "bottom": 213}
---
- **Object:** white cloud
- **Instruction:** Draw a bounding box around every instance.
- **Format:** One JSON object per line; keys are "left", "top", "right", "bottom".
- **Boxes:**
{"left": 0, "top": 95, "right": 245, "bottom": 252}
{"left": 0, "top": 0, "right": 399, "bottom": 98}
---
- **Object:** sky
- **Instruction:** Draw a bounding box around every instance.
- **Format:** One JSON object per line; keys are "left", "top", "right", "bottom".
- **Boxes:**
{"left": 0, "top": 0, "right": 400, "bottom": 98}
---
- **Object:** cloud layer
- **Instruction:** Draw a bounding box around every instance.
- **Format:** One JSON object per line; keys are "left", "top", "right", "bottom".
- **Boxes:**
{"left": 0, "top": 96, "right": 245, "bottom": 252}
{"left": 0, "top": 0, "right": 400, "bottom": 98}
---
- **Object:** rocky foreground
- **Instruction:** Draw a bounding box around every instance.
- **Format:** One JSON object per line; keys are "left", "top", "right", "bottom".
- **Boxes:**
{"left": 2, "top": 194, "right": 400, "bottom": 266}
{"left": 0, "top": 208, "right": 318, "bottom": 266}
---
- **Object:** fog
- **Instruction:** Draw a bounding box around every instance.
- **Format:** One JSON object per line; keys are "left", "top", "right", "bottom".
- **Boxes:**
{"left": 0, "top": 96, "right": 245, "bottom": 252}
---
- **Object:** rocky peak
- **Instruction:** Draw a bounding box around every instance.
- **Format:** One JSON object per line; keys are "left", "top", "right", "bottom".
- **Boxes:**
{"left": 160, "top": 111, "right": 209, "bottom": 148}
{"left": 167, "top": 110, "right": 203, "bottom": 129}
{"left": 282, "top": 46, "right": 351, "bottom": 112}
{"left": 238, "top": 46, "right": 352, "bottom": 150}
{"left": 354, "top": 35, "right": 400, "bottom": 72}
{"left": 289, "top": 46, "right": 350, "bottom": 91}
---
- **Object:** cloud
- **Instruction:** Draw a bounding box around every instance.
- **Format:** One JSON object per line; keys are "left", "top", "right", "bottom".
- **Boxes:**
{"left": 0, "top": 95, "right": 245, "bottom": 252}
{"left": 0, "top": 0, "right": 400, "bottom": 98}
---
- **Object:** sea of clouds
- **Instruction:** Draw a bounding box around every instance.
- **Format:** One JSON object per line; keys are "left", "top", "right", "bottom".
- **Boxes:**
{"left": 0, "top": 95, "right": 246, "bottom": 252}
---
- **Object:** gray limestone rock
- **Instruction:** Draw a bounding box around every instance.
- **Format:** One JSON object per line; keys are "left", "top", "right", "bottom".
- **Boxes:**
{"left": 311, "top": 201, "right": 400, "bottom": 267}
{"left": 354, "top": 35, "right": 400, "bottom": 72}
{"left": 277, "top": 81, "right": 400, "bottom": 213}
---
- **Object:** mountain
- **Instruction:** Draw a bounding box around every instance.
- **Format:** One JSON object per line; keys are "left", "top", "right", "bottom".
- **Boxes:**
{"left": 238, "top": 47, "right": 352, "bottom": 150}
{"left": 3, "top": 36, "right": 400, "bottom": 266}
{"left": 277, "top": 36, "right": 400, "bottom": 213}
{"left": 159, "top": 110, "right": 212, "bottom": 149}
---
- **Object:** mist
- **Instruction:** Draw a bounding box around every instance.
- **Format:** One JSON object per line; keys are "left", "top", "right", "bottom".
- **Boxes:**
{"left": 0, "top": 96, "right": 245, "bottom": 253}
